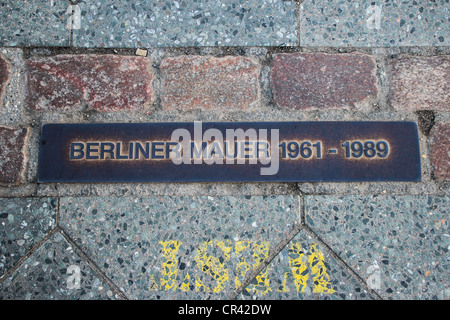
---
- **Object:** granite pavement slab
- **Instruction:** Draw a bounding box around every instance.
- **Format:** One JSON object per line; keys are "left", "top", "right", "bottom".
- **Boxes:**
{"left": 0, "top": 198, "right": 57, "bottom": 278}
{"left": 72, "top": 0, "right": 298, "bottom": 47}
{"left": 239, "top": 229, "right": 375, "bottom": 300}
{"left": 0, "top": 0, "right": 70, "bottom": 47}
{"left": 300, "top": 0, "right": 449, "bottom": 47}
{"left": 59, "top": 195, "right": 300, "bottom": 299}
{"left": 305, "top": 195, "right": 449, "bottom": 299}
{"left": 0, "top": 232, "right": 116, "bottom": 299}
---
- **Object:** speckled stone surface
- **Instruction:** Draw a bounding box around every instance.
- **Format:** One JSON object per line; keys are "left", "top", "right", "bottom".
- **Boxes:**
{"left": 239, "top": 230, "right": 374, "bottom": 300}
{"left": 0, "top": 198, "right": 57, "bottom": 278}
{"left": 300, "top": 0, "right": 449, "bottom": 47}
{"left": 306, "top": 195, "right": 449, "bottom": 299}
{"left": 60, "top": 195, "right": 300, "bottom": 299}
{"left": 0, "top": 0, "right": 69, "bottom": 46}
{"left": 72, "top": 0, "right": 298, "bottom": 47}
{"left": 0, "top": 232, "right": 116, "bottom": 300}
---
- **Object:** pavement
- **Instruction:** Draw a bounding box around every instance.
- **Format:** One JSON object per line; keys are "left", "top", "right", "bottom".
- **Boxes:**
{"left": 0, "top": 0, "right": 449, "bottom": 301}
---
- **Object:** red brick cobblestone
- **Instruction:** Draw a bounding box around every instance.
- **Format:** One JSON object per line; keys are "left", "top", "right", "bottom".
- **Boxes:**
{"left": 270, "top": 52, "right": 378, "bottom": 110}
{"left": 160, "top": 55, "right": 260, "bottom": 111}
{"left": 25, "top": 55, "right": 154, "bottom": 112}
{"left": 429, "top": 123, "right": 450, "bottom": 182}
{"left": 390, "top": 56, "right": 449, "bottom": 111}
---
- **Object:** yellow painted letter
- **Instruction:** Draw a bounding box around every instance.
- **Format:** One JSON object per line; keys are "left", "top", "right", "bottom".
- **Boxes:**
{"left": 194, "top": 241, "right": 231, "bottom": 293}
{"left": 159, "top": 240, "right": 182, "bottom": 291}
{"left": 288, "top": 242, "right": 309, "bottom": 292}
{"left": 308, "top": 244, "right": 335, "bottom": 294}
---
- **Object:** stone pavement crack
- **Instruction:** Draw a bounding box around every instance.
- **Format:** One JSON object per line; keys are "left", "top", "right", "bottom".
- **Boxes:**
{"left": 58, "top": 226, "right": 128, "bottom": 300}
{"left": 302, "top": 224, "right": 383, "bottom": 300}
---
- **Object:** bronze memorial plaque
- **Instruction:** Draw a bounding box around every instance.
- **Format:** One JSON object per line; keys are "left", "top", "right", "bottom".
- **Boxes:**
{"left": 38, "top": 122, "right": 421, "bottom": 183}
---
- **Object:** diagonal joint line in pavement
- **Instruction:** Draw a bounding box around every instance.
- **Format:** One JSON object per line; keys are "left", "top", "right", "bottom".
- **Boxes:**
{"left": 57, "top": 226, "right": 129, "bottom": 300}
{"left": 302, "top": 224, "right": 384, "bottom": 300}
{"left": 227, "top": 223, "right": 305, "bottom": 300}
{"left": 0, "top": 227, "right": 59, "bottom": 284}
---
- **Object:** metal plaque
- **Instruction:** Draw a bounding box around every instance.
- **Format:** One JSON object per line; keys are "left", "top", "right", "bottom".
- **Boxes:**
{"left": 38, "top": 122, "right": 421, "bottom": 183}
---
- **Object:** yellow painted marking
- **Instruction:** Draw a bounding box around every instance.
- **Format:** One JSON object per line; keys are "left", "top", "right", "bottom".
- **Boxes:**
{"left": 277, "top": 272, "right": 290, "bottom": 292}
{"left": 308, "top": 244, "right": 335, "bottom": 294}
{"left": 234, "top": 241, "right": 252, "bottom": 290}
{"left": 159, "top": 240, "right": 182, "bottom": 291}
{"left": 288, "top": 242, "right": 309, "bottom": 292}
{"left": 153, "top": 240, "right": 335, "bottom": 295}
{"left": 180, "top": 274, "right": 191, "bottom": 292}
{"left": 194, "top": 240, "right": 231, "bottom": 293}
{"left": 247, "top": 242, "right": 272, "bottom": 296}
{"left": 216, "top": 240, "right": 232, "bottom": 260}
{"left": 195, "top": 277, "right": 210, "bottom": 292}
